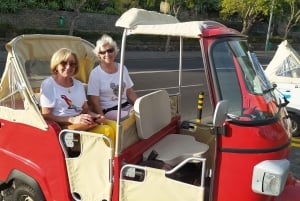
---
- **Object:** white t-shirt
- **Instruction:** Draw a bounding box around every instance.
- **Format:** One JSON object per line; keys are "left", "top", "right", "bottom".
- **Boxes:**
{"left": 87, "top": 63, "right": 134, "bottom": 110}
{"left": 40, "top": 77, "right": 87, "bottom": 117}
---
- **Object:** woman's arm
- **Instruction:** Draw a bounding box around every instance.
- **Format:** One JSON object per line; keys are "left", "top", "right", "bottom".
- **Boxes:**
{"left": 41, "top": 106, "right": 94, "bottom": 125}
{"left": 126, "top": 88, "right": 138, "bottom": 104}
{"left": 88, "top": 95, "right": 105, "bottom": 115}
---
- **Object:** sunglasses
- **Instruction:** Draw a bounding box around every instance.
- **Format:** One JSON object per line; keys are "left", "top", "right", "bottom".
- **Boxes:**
{"left": 60, "top": 61, "right": 77, "bottom": 68}
{"left": 99, "top": 48, "right": 115, "bottom": 55}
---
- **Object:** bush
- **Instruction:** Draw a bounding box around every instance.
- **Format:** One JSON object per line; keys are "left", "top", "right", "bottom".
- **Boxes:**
{"left": 47, "top": 1, "right": 60, "bottom": 10}
{"left": 101, "top": 7, "right": 121, "bottom": 15}
{"left": 0, "top": 0, "right": 23, "bottom": 13}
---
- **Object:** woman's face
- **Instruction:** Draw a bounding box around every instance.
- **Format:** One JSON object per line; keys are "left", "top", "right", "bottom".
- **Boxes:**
{"left": 56, "top": 55, "right": 77, "bottom": 78}
{"left": 98, "top": 44, "right": 116, "bottom": 64}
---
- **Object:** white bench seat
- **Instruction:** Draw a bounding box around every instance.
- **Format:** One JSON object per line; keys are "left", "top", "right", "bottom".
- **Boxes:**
{"left": 143, "top": 134, "right": 209, "bottom": 166}
{"left": 134, "top": 90, "right": 209, "bottom": 166}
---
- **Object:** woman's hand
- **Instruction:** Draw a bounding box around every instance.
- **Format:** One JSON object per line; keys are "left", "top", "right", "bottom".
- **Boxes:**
{"left": 70, "top": 114, "right": 95, "bottom": 125}
{"left": 92, "top": 114, "right": 106, "bottom": 124}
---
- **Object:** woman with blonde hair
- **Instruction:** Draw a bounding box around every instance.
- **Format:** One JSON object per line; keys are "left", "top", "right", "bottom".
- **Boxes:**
{"left": 40, "top": 48, "right": 104, "bottom": 130}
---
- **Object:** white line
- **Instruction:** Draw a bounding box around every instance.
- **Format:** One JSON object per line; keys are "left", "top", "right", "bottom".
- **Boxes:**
{"left": 135, "top": 84, "right": 204, "bottom": 92}
{"left": 130, "top": 68, "right": 203, "bottom": 75}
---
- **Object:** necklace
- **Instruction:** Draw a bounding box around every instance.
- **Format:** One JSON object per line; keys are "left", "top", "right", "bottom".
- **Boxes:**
{"left": 53, "top": 76, "right": 73, "bottom": 93}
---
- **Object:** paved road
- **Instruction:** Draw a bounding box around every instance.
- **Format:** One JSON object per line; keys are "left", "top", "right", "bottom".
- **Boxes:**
{"left": 123, "top": 50, "right": 274, "bottom": 71}
{"left": 290, "top": 146, "right": 300, "bottom": 179}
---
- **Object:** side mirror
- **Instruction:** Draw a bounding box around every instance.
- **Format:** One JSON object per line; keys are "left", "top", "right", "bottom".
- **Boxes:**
{"left": 213, "top": 100, "right": 229, "bottom": 135}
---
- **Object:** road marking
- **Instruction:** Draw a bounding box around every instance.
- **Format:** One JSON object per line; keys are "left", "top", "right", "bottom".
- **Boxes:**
{"left": 291, "top": 137, "right": 300, "bottom": 147}
{"left": 292, "top": 137, "right": 300, "bottom": 142}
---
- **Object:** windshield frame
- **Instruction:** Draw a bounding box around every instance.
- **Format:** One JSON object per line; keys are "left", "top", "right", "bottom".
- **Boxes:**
{"left": 208, "top": 37, "right": 281, "bottom": 126}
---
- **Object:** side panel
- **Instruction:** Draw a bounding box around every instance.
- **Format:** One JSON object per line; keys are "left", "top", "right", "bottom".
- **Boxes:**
{"left": 214, "top": 122, "right": 290, "bottom": 201}
{"left": 0, "top": 120, "right": 71, "bottom": 200}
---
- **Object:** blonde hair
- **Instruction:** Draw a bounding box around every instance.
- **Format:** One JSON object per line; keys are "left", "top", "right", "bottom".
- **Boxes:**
{"left": 50, "top": 48, "right": 79, "bottom": 74}
{"left": 93, "top": 34, "right": 119, "bottom": 56}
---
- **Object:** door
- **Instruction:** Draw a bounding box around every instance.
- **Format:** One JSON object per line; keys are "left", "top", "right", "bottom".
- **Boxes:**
{"left": 59, "top": 130, "right": 113, "bottom": 201}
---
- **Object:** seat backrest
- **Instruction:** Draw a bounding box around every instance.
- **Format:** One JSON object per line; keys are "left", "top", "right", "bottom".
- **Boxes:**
{"left": 134, "top": 90, "right": 171, "bottom": 139}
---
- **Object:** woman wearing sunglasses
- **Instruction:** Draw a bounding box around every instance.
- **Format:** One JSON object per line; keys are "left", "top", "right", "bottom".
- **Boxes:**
{"left": 87, "top": 34, "right": 138, "bottom": 120}
{"left": 40, "top": 48, "right": 103, "bottom": 130}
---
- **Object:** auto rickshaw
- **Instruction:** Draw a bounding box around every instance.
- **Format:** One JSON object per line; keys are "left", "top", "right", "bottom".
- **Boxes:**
{"left": 0, "top": 8, "right": 299, "bottom": 201}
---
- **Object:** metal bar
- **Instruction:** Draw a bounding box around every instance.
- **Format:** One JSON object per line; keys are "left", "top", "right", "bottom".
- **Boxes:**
{"left": 115, "top": 29, "right": 128, "bottom": 156}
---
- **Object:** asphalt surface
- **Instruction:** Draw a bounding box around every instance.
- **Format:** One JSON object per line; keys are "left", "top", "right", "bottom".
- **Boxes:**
{"left": 290, "top": 146, "right": 300, "bottom": 179}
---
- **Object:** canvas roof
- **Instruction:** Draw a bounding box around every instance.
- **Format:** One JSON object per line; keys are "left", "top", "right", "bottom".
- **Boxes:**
{"left": 115, "top": 8, "right": 226, "bottom": 38}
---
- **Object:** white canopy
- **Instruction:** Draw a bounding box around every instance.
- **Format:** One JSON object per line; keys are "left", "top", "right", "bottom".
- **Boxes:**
{"left": 115, "top": 8, "right": 225, "bottom": 38}
{"left": 265, "top": 40, "right": 300, "bottom": 84}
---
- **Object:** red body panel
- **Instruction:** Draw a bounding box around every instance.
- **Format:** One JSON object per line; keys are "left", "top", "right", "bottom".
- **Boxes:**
{"left": 0, "top": 120, "right": 71, "bottom": 200}
{"left": 200, "top": 26, "right": 300, "bottom": 201}
{"left": 214, "top": 123, "right": 290, "bottom": 201}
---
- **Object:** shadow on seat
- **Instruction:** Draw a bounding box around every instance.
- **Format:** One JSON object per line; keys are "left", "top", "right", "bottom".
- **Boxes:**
{"left": 134, "top": 90, "right": 209, "bottom": 166}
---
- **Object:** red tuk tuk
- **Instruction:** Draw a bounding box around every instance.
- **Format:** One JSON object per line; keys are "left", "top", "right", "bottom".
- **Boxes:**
{"left": 0, "top": 8, "right": 299, "bottom": 201}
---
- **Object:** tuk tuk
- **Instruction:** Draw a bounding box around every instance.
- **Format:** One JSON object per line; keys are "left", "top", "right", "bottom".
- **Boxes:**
{"left": 0, "top": 8, "right": 299, "bottom": 201}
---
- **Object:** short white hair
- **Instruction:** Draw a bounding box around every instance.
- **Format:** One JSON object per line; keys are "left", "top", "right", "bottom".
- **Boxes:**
{"left": 93, "top": 34, "right": 119, "bottom": 56}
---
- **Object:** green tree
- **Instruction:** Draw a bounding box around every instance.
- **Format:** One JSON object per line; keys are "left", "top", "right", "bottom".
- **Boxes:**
{"left": 142, "top": 0, "right": 217, "bottom": 51}
{"left": 220, "top": 0, "right": 271, "bottom": 34}
{"left": 112, "top": 0, "right": 141, "bottom": 13}
{"left": 136, "top": 0, "right": 208, "bottom": 16}
{"left": 282, "top": 0, "right": 300, "bottom": 39}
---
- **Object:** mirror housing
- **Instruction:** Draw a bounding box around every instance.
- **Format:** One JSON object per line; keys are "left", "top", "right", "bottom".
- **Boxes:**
{"left": 213, "top": 100, "right": 229, "bottom": 135}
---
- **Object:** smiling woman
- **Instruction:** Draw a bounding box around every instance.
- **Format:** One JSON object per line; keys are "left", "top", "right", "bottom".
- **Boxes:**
{"left": 87, "top": 34, "right": 138, "bottom": 121}
{"left": 40, "top": 48, "right": 103, "bottom": 129}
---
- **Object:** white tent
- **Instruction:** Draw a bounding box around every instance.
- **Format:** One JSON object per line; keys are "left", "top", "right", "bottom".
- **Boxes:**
{"left": 265, "top": 40, "right": 300, "bottom": 136}
{"left": 265, "top": 40, "right": 300, "bottom": 84}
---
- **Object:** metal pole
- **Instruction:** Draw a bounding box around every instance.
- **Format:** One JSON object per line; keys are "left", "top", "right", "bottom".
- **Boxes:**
{"left": 265, "top": 0, "right": 275, "bottom": 51}
{"left": 115, "top": 29, "right": 127, "bottom": 156}
{"left": 177, "top": 37, "right": 183, "bottom": 115}
{"left": 196, "top": 92, "right": 204, "bottom": 123}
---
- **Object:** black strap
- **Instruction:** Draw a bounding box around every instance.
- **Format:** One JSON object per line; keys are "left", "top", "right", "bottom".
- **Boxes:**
{"left": 103, "top": 101, "right": 130, "bottom": 114}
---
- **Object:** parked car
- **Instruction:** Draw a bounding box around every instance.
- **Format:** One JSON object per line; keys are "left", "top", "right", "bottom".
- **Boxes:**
{"left": 265, "top": 40, "right": 300, "bottom": 137}
{"left": 0, "top": 8, "right": 299, "bottom": 201}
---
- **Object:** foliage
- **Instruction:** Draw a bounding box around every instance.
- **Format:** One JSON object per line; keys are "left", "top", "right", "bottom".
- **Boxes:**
{"left": 200, "top": 0, "right": 220, "bottom": 12}
{"left": 220, "top": 0, "right": 271, "bottom": 34}
{"left": 0, "top": 0, "right": 221, "bottom": 15}
{"left": 63, "top": 0, "right": 75, "bottom": 11}
{"left": 47, "top": 1, "right": 60, "bottom": 10}
{"left": 282, "top": 0, "right": 300, "bottom": 39}
{"left": 0, "top": 0, "right": 23, "bottom": 13}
